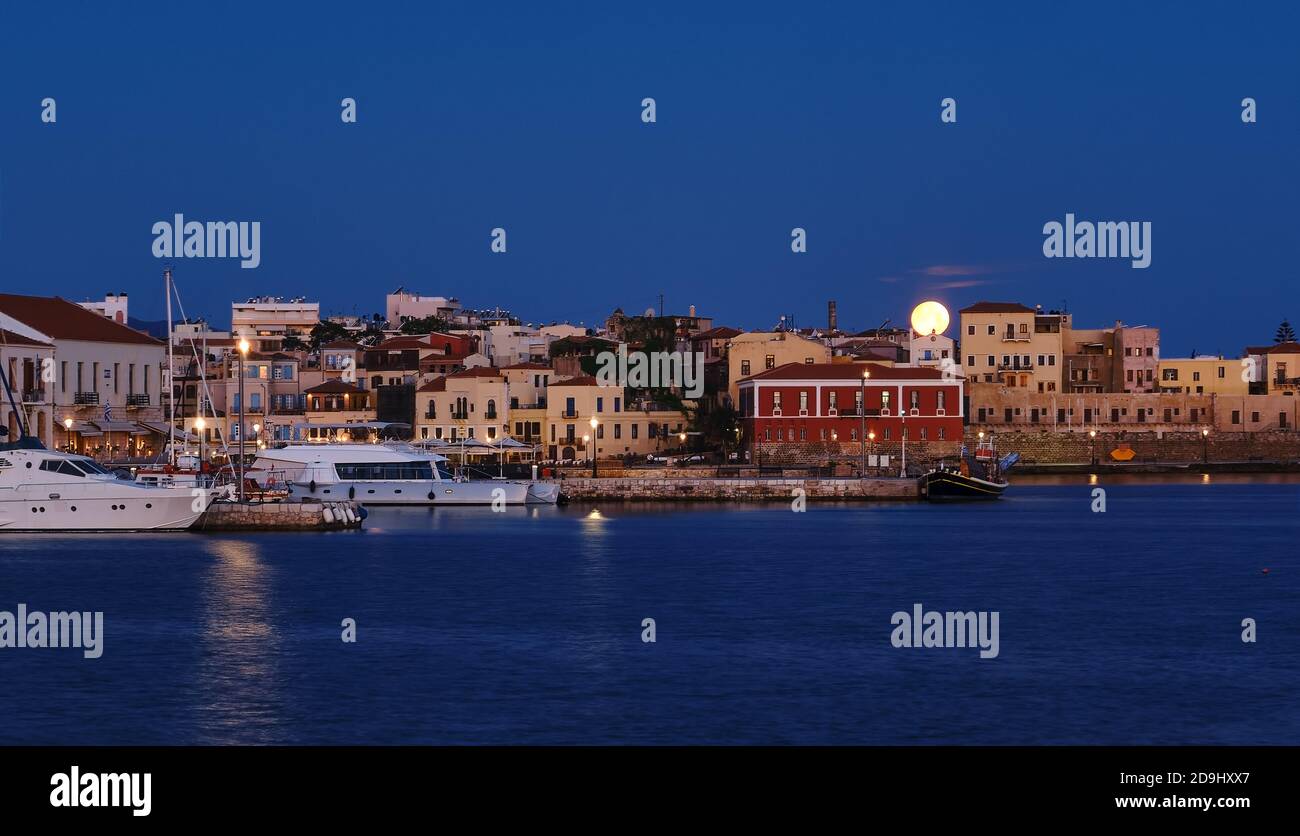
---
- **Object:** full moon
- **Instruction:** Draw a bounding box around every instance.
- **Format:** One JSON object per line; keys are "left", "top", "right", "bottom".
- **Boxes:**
{"left": 910, "top": 301, "right": 950, "bottom": 336}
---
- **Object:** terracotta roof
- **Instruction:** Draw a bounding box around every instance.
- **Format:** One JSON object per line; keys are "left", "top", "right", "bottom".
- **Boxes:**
{"left": 549, "top": 375, "right": 600, "bottom": 387}
{"left": 446, "top": 367, "right": 505, "bottom": 379}
{"left": 501, "top": 362, "right": 552, "bottom": 370}
{"left": 959, "top": 301, "right": 1036, "bottom": 314}
{"left": 1266, "top": 342, "right": 1300, "bottom": 354}
{"left": 373, "top": 336, "right": 432, "bottom": 350}
{"left": 739, "top": 362, "right": 945, "bottom": 383}
{"left": 0, "top": 328, "right": 53, "bottom": 348}
{"left": 303, "top": 379, "right": 367, "bottom": 394}
{"left": 322, "top": 340, "right": 361, "bottom": 350}
{"left": 693, "top": 326, "right": 743, "bottom": 340}
{"left": 417, "top": 378, "right": 447, "bottom": 393}
{"left": 0, "top": 294, "right": 163, "bottom": 346}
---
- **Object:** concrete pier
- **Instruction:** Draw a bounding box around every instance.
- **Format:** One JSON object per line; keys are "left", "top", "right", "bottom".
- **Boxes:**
{"left": 559, "top": 476, "right": 922, "bottom": 502}
{"left": 196, "top": 499, "right": 363, "bottom": 531}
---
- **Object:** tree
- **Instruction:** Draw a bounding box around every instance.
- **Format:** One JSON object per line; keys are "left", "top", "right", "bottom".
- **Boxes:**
{"left": 308, "top": 320, "right": 351, "bottom": 350}
{"left": 1276, "top": 320, "right": 1297, "bottom": 344}
{"left": 280, "top": 334, "right": 306, "bottom": 352}
{"left": 398, "top": 315, "right": 450, "bottom": 335}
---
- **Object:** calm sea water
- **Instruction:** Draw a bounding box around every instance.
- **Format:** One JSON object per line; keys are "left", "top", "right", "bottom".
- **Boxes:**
{"left": 1, "top": 475, "right": 1297, "bottom": 745}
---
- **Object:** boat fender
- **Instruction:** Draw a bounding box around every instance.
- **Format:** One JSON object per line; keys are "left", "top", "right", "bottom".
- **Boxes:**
{"left": 349, "top": 486, "right": 355, "bottom": 500}
{"left": 356, "top": 506, "right": 368, "bottom": 521}
{"left": 322, "top": 507, "right": 335, "bottom": 524}
{"left": 309, "top": 480, "right": 317, "bottom": 493}
{"left": 343, "top": 506, "right": 356, "bottom": 524}
{"left": 427, "top": 490, "right": 435, "bottom": 500}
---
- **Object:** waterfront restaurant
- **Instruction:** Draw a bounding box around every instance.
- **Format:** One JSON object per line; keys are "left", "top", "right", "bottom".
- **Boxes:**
{"left": 736, "top": 362, "right": 965, "bottom": 449}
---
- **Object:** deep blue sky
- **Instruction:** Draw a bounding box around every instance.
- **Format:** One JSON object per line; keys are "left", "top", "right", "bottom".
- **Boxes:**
{"left": 1, "top": 1, "right": 1296, "bottom": 355}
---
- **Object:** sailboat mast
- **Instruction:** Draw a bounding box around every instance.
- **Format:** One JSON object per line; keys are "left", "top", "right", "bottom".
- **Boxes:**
{"left": 165, "top": 266, "right": 175, "bottom": 465}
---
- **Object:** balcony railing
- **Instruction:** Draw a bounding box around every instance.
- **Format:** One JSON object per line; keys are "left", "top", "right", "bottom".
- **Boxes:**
{"left": 22, "top": 389, "right": 45, "bottom": 403}
{"left": 1001, "top": 333, "right": 1031, "bottom": 342}
{"left": 998, "top": 363, "right": 1035, "bottom": 372}
{"left": 126, "top": 393, "right": 151, "bottom": 407}
{"left": 74, "top": 392, "right": 100, "bottom": 405}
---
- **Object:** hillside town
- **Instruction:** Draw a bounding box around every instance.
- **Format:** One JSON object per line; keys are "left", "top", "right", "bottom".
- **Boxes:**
{"left": 3, "top": 287, "right": 1300, "bottom": 471}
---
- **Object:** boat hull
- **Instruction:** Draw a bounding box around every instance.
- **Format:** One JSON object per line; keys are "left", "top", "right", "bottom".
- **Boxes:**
{"left": 290, "top": 479, "right": 531, "bottom": 506}
{"left": 924, "top": 470, "right": 1008, "bottom": 501}
{"left": 0, "top": 485, "right": 210, "bottom": 531}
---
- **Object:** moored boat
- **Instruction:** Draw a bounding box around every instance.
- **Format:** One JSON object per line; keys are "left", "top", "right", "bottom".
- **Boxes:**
{"left": 247, "top": 443, "right": 550, "bottom": 506}
{"left": 923, "top": 437, "right": 1014, "bottom": 501}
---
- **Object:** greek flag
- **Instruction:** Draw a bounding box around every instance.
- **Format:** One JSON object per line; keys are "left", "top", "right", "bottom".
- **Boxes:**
{"left": 103, "top": 403, "right": 114, "bottom": 422}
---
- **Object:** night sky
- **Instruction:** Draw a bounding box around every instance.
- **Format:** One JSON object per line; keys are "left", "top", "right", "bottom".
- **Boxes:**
{"left": 1, "top": 1, "right": 1296, "bottom": 355}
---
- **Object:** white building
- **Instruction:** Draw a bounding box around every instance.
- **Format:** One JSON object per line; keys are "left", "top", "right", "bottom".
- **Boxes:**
{"left": 231, "top": 296, "right": 319, "bottom": 352}
{"left": 0, "top": 293, "right": 168, "bottom": 461}
{"left": 386, "top": 289, "right": 461, "bottom": 325}
{"left": 77, "top": 292, "right": 130, "bottom": 324}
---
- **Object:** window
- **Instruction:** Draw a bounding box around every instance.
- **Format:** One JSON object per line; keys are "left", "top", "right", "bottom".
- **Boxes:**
{"left": 765, "top": 355, "right": 775, "bottom": 370}
{"left": 1231, "top": 410, "right": 1241, "bottom": 424}
{"left": 773, "top": 392, "right": 782, "bottom": 409}
{"left": 631, "top": 424, "right": 638, "bottom": 439}
{"left": 987, "top": 325, "right": 995, "bottom": 336}
{"left": 937, "top": 391, "right": 946, "bottom": 411}
{"left": 986, "top": 355, "right": 994, "bottom": 367}
{"left": 880, "top": 391, "right": 890, "bottom": 410}
{"left": 799, "top": 391, "right": 808, "bottom": 411}
{"left": 967, "top": 356, "right": 975, "bottom": 366}
{"left": 1193, "top": 371, "right": 1201, "bottom": 382}
{"left": 1218, "top": 366, "right": 1226, "bottom": 379}
{"left": 805, "top": 357, "right": 814, "bottom": 364}
{"left": 613, "top": 424, "right": 621, "bottom": 439}
{"left": 596, "top": 397, "right": 603, "bottom": 413}
{"left": 741, "top": 360, "right": 751, "bottom": 376}
{"left": 910, "top": 391, "right": 919, "bottom": 410}
{"left": 829, "top": 391, "right": 838, "bottom": 410}
{"left": 967, "top": 325, "right": 975, "bottom": 336}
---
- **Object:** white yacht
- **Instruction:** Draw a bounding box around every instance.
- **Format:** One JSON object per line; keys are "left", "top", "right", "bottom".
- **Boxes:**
{"left": 247, "top": 443, "right": 549, "bottom": 506}
{"left": 0, "top": 439, "right": 218, "bottom": 532}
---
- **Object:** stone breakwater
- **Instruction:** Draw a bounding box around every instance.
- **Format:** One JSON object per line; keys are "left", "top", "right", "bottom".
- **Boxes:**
{"left": 559, "top": 476, "right": 921, "bottom": 502}
{"left": 196, "top": 500, "right": 363, "bottom": 531}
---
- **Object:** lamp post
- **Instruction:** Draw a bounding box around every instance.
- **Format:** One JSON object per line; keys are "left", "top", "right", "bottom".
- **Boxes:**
{"left": 590, "top": 417, "right": 599, "bottom": 478}
{"left": 1202, "top": 428, "right": 1209, "bottom": 465}
{"left": 238, "top": 337, "right": 249, "bottom": 502}
{"left": 63, "top": 417, "right": 73, "bottom": 452}
{"left": 868, "top": 430, "right": 875, "bottom": 475}
{"left": 195, "top": 416, "right": 206, "bottom": 484}
{"left": 1089, "top": 428, "right": 1097, "bottom": 466}
{"left": 899, "top": 407, "right": 907, "bottom": 478}
{"left": 859, "top": 369, "right": 869, "bottom": 476}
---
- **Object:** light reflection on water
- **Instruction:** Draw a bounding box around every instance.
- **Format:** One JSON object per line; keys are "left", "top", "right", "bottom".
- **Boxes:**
{"left": 195, "top": 538, "right": 283, "bottom": 743}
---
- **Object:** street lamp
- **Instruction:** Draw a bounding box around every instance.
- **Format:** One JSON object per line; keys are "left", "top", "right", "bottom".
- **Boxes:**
{"left": 590, "top": 417, "right": 599, "bottom": 477}
{"left": 63, "top": 417, "right": 73, "bottom": 452}
{"left": 1202, "top": 427, "right": 1209, "bottom": 465}
{"left": 1089, "top": 428, "right": 1097, "bottom": 466}
{"left": 868, "top": 430, "right": 875, "bottom": 475}
{"left": 237, "top": 337, "right": 250, "bottom": 502}
{"left": 195, "top": 416, "right": 206, "bottom": 482}
{"left": 859, "top": 369, "right": 870, "bottom": 476}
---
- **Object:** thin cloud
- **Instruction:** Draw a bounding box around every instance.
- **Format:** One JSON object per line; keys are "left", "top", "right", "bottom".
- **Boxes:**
{"left": 909, "top": 264, "right": 990, "bottom": 278}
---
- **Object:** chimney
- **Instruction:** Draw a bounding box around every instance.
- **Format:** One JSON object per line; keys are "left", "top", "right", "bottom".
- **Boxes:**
{"left": 828, "top": 300, "right": 838, "bottom": 332}
{"left": 689, "top": 304, "right": 696, "bottom": 318}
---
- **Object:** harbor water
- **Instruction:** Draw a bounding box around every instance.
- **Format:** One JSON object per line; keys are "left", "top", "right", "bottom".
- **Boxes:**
{"left": 1, "top": 475, "right": 1297, "bottom": 745}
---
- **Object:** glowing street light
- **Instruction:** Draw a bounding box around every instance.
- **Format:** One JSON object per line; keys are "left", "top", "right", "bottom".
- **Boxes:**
{"left": 589, "top": 417, "right": 599, "bottom": 477}
{"left": 237, "top": 337, "right": 250, "bottom": 503}
{"left": 63, "top": 416, "right": 74, "bottom": 451}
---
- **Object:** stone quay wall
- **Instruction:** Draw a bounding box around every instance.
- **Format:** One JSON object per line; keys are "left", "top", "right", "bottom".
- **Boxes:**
{"left": 973, "top": 429, "right": 1300, "bottom": 465}
{"left": 197, "top": 500, "right": 363, "bottom": 531}
{"left": 558, "top": 476, "right": 921, "bottom": 502}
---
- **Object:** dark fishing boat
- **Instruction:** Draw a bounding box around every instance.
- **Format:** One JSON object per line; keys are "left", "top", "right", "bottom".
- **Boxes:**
{"left": 923, "top": 437, "right": 1016, "bottom": 501}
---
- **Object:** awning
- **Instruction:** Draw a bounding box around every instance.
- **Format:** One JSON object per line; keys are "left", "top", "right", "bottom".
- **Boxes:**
{"left": 91, "top": 421, "right": 148, "bottom": 434}
{"left": 135, "top": 422, "right": 200, "bottom": 442}
{"left": 69, "top": 421, "right": 102, "bottom": 437}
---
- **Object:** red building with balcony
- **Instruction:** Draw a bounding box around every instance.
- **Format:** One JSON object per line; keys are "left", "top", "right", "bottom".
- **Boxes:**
{"left": 737, "top": 362, "right": 964, "bottom": 449}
